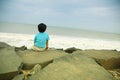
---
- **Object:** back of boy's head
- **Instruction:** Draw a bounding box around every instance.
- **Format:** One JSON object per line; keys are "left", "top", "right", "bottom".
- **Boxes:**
{"left": 38, "top": 23, "right": 47, "bottom": 32}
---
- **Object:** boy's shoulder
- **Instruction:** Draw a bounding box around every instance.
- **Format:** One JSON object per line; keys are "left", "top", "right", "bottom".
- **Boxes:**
{"left": 44, "top": 32, "right": 49, "bottom": 35}
{"left": 35, "top": 33, "right": 39, "bottom": 35}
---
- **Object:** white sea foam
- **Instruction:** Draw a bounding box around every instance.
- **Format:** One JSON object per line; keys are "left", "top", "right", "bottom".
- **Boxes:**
{"left": 0, "top": 32, "right": 120, "bottom": 51}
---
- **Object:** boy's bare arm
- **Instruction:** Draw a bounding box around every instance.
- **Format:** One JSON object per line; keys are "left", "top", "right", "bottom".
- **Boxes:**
{"left": 46, "top": 41, "right": 49, "bottom": 50}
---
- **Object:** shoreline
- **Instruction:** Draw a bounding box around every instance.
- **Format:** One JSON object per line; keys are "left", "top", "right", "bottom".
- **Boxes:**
{"left": 0, "top": 32, "right": 120, "bottom": 51}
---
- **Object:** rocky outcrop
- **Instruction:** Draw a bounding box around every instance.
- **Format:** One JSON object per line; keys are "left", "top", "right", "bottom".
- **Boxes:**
{"left": 73, "top": 50, "right": 120, "bottom": 70}
{"left": 0, "top": 43, "right": 120, "bottom": 80}
{"left": 13, "top": 47, "right": 68, "bottom": 80}
{"left": 0, "top": 42, "right": 10, "bottom": 49}
{"left": 15, "top": 48, "right": 68, "bottom": 70}
{"left": 67, "top": 48, "right": 120, "bottom": 80}
{"left": 64, "top": 47, "right": 81, "bottom": 53}
{"left": 26, "top": 53, "right": 115, "bottom": 80}
{"left": 13, "top": 47, "right": 116, "bottom": 80}
{"left": 0, "top": 42, "right": 21, "bottom": 80}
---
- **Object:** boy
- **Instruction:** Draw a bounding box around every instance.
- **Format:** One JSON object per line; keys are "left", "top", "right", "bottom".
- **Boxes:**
{"left": 32, "top": 23, "right": 50, "bottom": 51}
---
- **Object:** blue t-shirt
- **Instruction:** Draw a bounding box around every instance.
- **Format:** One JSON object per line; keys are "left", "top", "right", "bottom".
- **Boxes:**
{"left": 34, "top": 32, "right": 50, "bottom": 48}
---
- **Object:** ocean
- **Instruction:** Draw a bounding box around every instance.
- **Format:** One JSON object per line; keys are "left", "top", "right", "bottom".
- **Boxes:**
{"left": 0, "top": 22, "right": 120, "bottom": 40}
{"left": 0, "top": 22, "right": 120, "bottom": 51}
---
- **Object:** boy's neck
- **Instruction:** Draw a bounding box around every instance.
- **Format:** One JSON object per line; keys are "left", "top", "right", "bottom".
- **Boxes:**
{"left": 40, "top": 32, "right": 45, "bottom": 33}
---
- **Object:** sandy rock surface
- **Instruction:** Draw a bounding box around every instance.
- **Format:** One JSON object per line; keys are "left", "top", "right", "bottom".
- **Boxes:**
{"left": 0, "top": 42, "right": 21, "bottom": 80}
{"left": 0, "top": 42, "right": 120, "bottom": 80}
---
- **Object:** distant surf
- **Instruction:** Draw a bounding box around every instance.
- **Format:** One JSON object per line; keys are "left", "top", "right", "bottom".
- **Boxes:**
{"left": 0, "top": 22, "right": 120, "bottom": 51}
{"left": 0, "top": 32, "right": 120, "bottom": 51}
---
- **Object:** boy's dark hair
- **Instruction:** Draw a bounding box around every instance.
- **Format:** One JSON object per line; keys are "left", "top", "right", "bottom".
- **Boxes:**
{"left": 38, "top": 23, "right": 47, "bottom": 32}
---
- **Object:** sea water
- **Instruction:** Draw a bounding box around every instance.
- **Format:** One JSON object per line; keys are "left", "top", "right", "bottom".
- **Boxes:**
{"left": 0, "top": 22, "right": 120, "bottom": 51}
